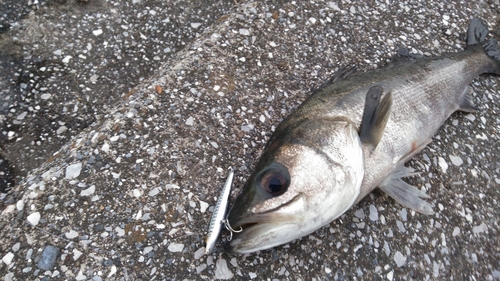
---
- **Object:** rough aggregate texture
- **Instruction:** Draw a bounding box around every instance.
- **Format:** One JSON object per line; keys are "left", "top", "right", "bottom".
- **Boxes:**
{"left": 0, "top": 0, "right": 499, "bottom": 280}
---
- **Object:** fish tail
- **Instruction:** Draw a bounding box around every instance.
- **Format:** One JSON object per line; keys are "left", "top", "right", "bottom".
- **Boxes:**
{"left": 466, "top": 17, "right": 500, "bottom": 74}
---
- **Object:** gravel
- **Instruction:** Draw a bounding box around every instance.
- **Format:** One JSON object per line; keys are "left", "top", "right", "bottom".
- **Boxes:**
{"left": 0, "top": 0, "right": 499, "bottom": 280}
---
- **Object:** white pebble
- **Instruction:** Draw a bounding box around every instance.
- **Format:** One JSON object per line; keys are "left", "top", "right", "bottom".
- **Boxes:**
{"left": 472, "top": 222, "right": 488, "bottom": 234}
{"left": 73, "top": 249, "right": 83, "bottom": 260}
{"left": 56, "top": 126, "right": 68, "bottom": 134}
{"left": 65, "top": 163, "right": 82, "bottom": 179}
{"left": 387, "top": 271, "right": 394, "bottom": 281}
{"left": 452, "top": 227, "right": 460, "bottom": 236}
{"left": 27, "top": 212, "right": 41, "bottom": 226}
{"left": 438, "top": 156, "right": 448, "bottom": 173}
{"left": 143, "top": 246, "right": 153, "bottom": 255}
{"left": 199, "top": 201, "right": 209, "bottom": 213}
{"left": 239, "top": 28, "right": 250, "bottom": 36}
{"left": 215, "top": 258, "right": 233, "bottom": 279}
{"left": 108, "top": 265, "right": 117, "bottom": 277}
{"left": 168, "top": 243, "right": 185, "bottom": 252}
{"left": 12, "top": 242, "right": 20, "bottom": 252}
{"left": 62, "top": 55, "right": 72, "bottom": 64}
{"left": 115, "top": 227, "right": 125, "bottom": 237}
{"left": 80, "top": 185, "right": 95, "bottom": 196}
{"left": 149, "top": 187, "right": 160, "bottom": 197}
{"left": 65, "top": 230, "right": 79, "bottom": 239}
{"left": 185, "top": 116, "right": 194, "bottom": 126}
{"left": 394, "top": 251, "right": 406, "bottom": 267}
{"left": 75, "top": 271, "right": 86, "bottom": 280}
{"left": 101, "top": 142, "right": 110, "bottom": 153}
{"left": 16, "top": 200, "right": 25, "bottom": 211}
{"left": 241, "top": 124, "right": 254, "bottom": 132}
{"left": 132, "top": 189, "right": 142, "bottom": 198}
{"left": 449, "top": 155, "right": 463, "bottom": 166}
{"left": 194, "top": 247, "right": 204, "bottom": 260}
{"left": 2, "top": 205, "right": 15, "bottom": 215}
{"left": 92, "top": 29, "right": 103, "bottom": 36}
{"left": 369, "top": 204, "right": 378, "bottom": 221}
{"left": 17, "top": 112, "right": 28, "bottom": 120}
{"left": 2, "top": 252, "right": 14, "bottom": 265}
{"left": 41, "top": 93, "right": 52, "bottom": 100}
{"left": 191, "top": 22, "right": 202, "bottom": 29}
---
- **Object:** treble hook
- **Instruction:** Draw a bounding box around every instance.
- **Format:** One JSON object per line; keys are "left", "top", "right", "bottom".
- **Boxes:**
{"left": 222, "top": 219, "right": 243, "bottom": 241}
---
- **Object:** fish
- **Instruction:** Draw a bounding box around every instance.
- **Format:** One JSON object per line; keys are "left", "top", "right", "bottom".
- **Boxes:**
{"left": 205, "top": 168, "right": 235, "bottom": 255}
{"left": 224, "top": 18, "right": 500, "bottom": 254}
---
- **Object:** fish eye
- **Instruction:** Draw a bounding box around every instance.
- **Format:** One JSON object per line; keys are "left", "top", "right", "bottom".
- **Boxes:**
{"left": 259, "top": 166, "right": 290, "bottom": 196}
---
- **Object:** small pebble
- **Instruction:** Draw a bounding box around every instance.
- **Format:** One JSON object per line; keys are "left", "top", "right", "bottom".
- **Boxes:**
{"left": 449, "top": 155, "right": 463, "bottom": 166}
{"left": 394, "top": 251, "right": 407, "bottom": 267}
{"left": 37, "top": 245, "right": 59, "bottom": 271}
{"left": 65, "top": 230, "right": 79, "bottom": 239}
{"left": 17, "top": 112, "right": 28, "bottom": 120}
{"left": 199, "top": 201, "right": 209, "bottom": 213}
{"left": 191, "top": 22, "right": 202, "bottom": 29}
{"left": 215, "top": 258, "right": 233, "bottom": 279}
{"left": 354, "top": 209, "right": 365, "bottom": 219}
{"left": 93, "top": 29, "right": 103, "bottom": 36}
{"left": 65, "top": 163, "right": 82, "bottom": 179}
{"left": 168, "top": 243, "right": 184, "bottom": 253}
{"left": 80, "top": 185, "right": 95, "bottom": 196}
{"left": 369, "top": 205, "right": 378, "bottom": 221}
{"left": 239, "top": 28, "right": 250, "bottom": 36}
{"left": 194, "top": 247, "right": 204, "bottom": 260}
{"left": 149, "top": 188, "right": 160, "bottom": 197}
{"left": 27, "top": 212, "right": 41, "bottom": 226}
{"left": 472, "top": 222, "right": 488, "bottom": 234}
{"left": 73, "top": 249, "right": 83, "bottom": 261}
{"left": 2, "top": 252, "right": 14, "bottom": 265}
{"left": 115, "top": 227, "right": 125, "bottom": 237}
{"left": 438, "top": 157, "right": 448, "bottom": 173}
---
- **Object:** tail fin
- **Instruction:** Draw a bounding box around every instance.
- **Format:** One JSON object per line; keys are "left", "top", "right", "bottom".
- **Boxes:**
{"left": 467, "top": 17, "right": 500, "bottom": 74}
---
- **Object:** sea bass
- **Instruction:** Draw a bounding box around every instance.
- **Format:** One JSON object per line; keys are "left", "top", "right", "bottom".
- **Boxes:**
{"left": 224, "top": 18, "right": 500, "bottom": 254}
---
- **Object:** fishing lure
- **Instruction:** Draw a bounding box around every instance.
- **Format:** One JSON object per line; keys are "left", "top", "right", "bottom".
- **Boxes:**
{"left": 205, "top": 168, "right": 241, "bottom": 254}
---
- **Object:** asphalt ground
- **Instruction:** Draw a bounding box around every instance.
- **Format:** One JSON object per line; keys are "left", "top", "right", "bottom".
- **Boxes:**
{"left": 0, "top": 0, "right": 499, "bottom": 280}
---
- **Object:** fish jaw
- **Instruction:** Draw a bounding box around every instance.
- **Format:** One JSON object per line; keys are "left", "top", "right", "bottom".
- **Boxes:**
{"left": 226, "top": 119, "right": 365, "bottom": 254}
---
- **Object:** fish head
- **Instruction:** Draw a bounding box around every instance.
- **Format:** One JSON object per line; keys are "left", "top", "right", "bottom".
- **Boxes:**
{"left": 225, "top": 118, "right": 365, "bottom": 254}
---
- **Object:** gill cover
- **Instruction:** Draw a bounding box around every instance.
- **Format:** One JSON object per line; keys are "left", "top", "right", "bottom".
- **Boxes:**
{"left": 225, "top": 118, "right": 365, "bottom": 253}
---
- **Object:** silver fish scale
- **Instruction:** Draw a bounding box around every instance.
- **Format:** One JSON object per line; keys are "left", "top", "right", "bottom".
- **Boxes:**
{"left": 299, "top": 47, "right": 494, "bottom": 199}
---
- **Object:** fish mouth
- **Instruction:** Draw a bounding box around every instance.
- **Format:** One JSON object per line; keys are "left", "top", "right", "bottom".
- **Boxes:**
{"left": 223, "top": 211, "right": 303, "bottom": 254}
{"left": 224, "top": 193, "right": 307, "bottom": 254}
{"left": 223, "top": 219, "right": 298, "bottom": 254}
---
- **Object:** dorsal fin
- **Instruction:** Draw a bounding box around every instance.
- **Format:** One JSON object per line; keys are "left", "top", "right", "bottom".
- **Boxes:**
{"left": 359, "top": 85, "right": 392, "bottom": 150}
{"left": 311, "top": 66, "right": 357, "bottom": 95}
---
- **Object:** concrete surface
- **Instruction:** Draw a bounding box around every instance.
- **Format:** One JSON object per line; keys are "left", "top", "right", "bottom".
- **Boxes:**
{"left": 0, "top": 0, "right": 499, "bottom": 280}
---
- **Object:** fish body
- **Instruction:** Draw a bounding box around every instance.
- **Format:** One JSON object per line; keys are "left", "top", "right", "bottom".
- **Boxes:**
{"left": 205, "top": 168, "right": 235, "bottom": 255}
{"left": 225, "top": 18, "right": 500, "bottom": 254}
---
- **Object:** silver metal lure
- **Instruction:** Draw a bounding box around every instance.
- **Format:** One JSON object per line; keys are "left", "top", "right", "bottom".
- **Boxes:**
{"left": 205, "top": 168, "right": 236, "bottom": 255}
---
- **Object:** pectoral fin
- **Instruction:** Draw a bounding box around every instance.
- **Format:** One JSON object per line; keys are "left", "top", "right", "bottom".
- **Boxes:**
{"left": 378, "top": 165, "right": 434, "bottom": 215}
{"left": 359, "top": 86, "right": 392, "bottom": 149}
